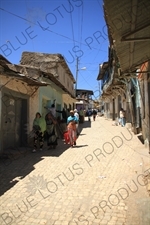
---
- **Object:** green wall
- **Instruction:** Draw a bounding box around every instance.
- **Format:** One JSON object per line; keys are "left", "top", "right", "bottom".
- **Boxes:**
{"left": 39, "top": 84, "right": 63, "bottom": 117}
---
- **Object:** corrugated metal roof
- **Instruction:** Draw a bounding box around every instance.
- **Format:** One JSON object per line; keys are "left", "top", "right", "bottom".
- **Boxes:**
{"left": 104, "top": 0, "right": 150, "bottom": 72}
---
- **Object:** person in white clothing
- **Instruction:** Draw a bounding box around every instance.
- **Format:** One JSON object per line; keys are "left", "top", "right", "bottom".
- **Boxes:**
{"left": 119, "top": 107, "right": 126, "bottom": 127}
{"left": 46, "top": 100, "right": 56, "bottom": 117}
{"left": 50, "top": 103, "right": 56, "bottom": 117}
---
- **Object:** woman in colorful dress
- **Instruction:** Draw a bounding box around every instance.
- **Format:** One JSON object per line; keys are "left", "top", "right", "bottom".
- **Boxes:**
{"left": 67, "top": 110, "right": 78, "bottom": 147}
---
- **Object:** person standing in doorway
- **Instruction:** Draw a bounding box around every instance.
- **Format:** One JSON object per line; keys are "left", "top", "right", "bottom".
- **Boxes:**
{"left": 119, "top": 108, "right": 126, "bottom": 127}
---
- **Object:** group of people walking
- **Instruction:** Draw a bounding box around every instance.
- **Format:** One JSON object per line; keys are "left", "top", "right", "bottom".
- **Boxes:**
{"left": 32, "top": 104, "right": 126, "bottom": 152}
{"left": 32, "top": 107, "right": 80, "bottom": 152}
{"left": 87, "top": 108, "right": 98, "bottom": 121}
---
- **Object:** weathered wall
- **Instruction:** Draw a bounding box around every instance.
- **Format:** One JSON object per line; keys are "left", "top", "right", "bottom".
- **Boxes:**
{"left": 139, "top": 62, "right": 150, "bottom": 147}
{"left": 57, "top": 64, "right": 75, "bottom": 97}
{"left": 29, "top": 90, "right": 39, "bottom": 132}
{"left": 0, "top": 76, "right": 39, "bottom": 128}
{"left": 62, "top": 93, "right": 76, "bottom": 109}
{"left": 109, "top": 101, "right": 113, "bottom": 119}
{"left": 0, "top": 75, "right": 39, "bottom": 152}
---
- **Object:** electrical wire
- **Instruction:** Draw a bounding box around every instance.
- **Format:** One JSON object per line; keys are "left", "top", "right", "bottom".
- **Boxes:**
{"left": 0, "top": 7, "right": 105, "bottom": 51}
{"left": 96, "top": 0, "right": 104, "bottom": 12}
{"left": 79, "top": 2, "right": 83, "bottom": 51}
{"left": 0, "top": 4, "right": 108, "bottom": 92}
{"left": 78, "top": 70, "right": 96, "bottom": 90}
{"left": 77, "top": 36, "right": 108, "bottom": 88}
{"left": 69, "top": 1, "right": 76, "bottom": 50}
{"left": 24, "top": 0, "right": 35, "bottom": 52}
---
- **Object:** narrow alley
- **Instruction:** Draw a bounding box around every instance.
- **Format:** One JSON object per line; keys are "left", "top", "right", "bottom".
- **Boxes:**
{"left": 0, "top": 116, "right": 150, "bottom": 225}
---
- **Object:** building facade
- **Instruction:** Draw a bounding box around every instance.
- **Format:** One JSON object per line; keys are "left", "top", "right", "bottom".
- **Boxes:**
{"left": 0, "top": 52, "right": 76, "bottom": 153}
{"left": 98, "top": 0, "right": 150, "bottom": 151}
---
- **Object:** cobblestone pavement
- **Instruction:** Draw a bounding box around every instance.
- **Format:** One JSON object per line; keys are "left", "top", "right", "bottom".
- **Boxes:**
{"left": 0, "top": 116, "right": 150, "bottom": 225}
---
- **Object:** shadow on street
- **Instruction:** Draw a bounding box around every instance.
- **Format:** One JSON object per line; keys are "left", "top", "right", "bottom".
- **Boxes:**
{"left": 0, "top": 120, "right": 89, "bottom": 196}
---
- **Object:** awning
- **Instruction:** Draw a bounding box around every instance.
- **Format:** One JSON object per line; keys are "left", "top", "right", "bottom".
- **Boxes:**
{"left": 104, "top": 0, "right": 150, "bottom": 73}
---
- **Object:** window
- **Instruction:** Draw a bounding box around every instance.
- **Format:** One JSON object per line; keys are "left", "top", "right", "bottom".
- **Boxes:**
{"left": 64, "top": 103, "right": 67, "bottom": 110}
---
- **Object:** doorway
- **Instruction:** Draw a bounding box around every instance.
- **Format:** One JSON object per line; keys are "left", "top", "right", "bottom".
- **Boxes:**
{"left": 2, "top": 93, "right": 28, "bottom": 150}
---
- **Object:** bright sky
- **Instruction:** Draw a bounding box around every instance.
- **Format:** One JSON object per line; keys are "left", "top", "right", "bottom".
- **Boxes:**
{"left": 0, "top": 0, "right": 109, "bottom": 99}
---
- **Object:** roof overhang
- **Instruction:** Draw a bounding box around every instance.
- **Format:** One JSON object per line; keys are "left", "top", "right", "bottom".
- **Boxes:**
{"left": 97, "top": 62, "right": 109, "bottom": 80}
{"left": 0, "top": 55, "right": 47, "bottom": 87}
{"left": 104, "top": 0, "right": 150, "bottom": 73}
{"left": 6, "top": 64, "right": 75, "bottom": 98}
{"left": 0, "top": 54, "right": 75, "bottom": 98}
{"left": 101, "top": 91, "right": 124, "bottom": 101}
{"left": 1, "top": 72, "right": 48, "bottom": 86}
{"left": 101, "top": 75, "right": 126, "bottom": 100}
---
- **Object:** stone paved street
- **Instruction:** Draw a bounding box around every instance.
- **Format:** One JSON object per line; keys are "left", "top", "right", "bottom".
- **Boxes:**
{"left": 0, "top": 116, "right": 150, "bottom": 225}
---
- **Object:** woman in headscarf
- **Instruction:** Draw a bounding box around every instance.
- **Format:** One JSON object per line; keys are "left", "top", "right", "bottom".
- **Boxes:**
{"left": 67, "top": 110, "right": 78, "bottom": 147}
{"left": 45, "top": 112, "right": 58, "bottom": 149}
{"left": 32, "top": 112, "right": 46, "bottom": 152}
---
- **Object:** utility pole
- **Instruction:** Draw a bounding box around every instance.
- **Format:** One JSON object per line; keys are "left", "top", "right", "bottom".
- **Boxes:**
{"left": 75, "top": 57, "right": 86, "bottom": 98}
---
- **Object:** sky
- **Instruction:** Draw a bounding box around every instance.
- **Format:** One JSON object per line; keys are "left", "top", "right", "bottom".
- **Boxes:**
{"left": 0, "top": 0, "right": 109, "bottom": 99}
